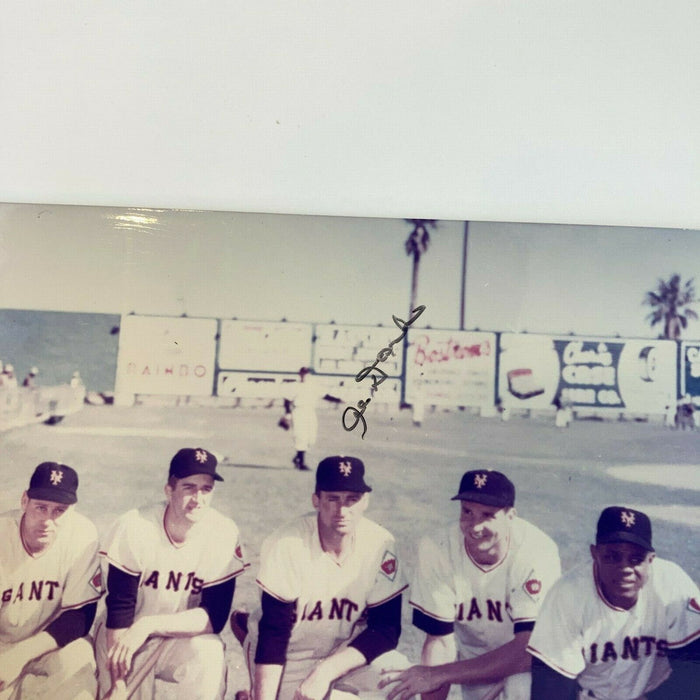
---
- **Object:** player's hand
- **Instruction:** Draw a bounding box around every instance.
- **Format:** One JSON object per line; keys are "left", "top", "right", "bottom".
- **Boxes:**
{"left": 379, "top": 665, "right": 443, "bottom": 700}
{"left": 107, "top": 620, "right": 151, "bottom": 679}
{"left": 0, "top": 644, "right": 31, "bottom": 690}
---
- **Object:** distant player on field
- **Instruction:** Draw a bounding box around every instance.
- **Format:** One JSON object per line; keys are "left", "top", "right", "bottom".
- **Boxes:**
{"left": 95, "top": 447, "right": 248, "bottom": 699}
{"left": 284, "top": 368, "right": 341, "bottom": 471}
{"left": 234, "top": 455, "right": 409, "bottom": 700}
{"left": 382, "top": 469, "right": 561, "bottom": 700}
{"left": 0, "top": 462, "right": 102, "bottom": 700}
{"left": 528, "top": 506, "right": 700, "bottom": 700}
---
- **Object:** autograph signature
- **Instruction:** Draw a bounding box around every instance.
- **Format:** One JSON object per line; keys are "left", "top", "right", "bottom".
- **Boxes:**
{"left": 342, "top": 305, "right": 426, "bottom": 438}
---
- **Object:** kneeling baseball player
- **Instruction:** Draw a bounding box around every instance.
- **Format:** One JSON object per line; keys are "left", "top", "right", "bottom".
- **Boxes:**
{"left": 381, "top": 469, "right": 561, "bottom": 700}
{"left": 528, "top": 506, "right": 700, "bottom": 699}
{"left": 95, "top": 447, "right": 248, "bottom": 699}
{"left": 0, "top": 462, "right": 102, "bottom": 700}
{"left": 233, "top": 455, "right": 409, "bottom": 700}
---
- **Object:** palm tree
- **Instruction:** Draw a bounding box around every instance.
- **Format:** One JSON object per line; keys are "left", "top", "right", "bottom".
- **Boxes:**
{"left": 643, "top": 274, "right": 698, "bottom": 339}
{"left": 404, "top": 219, "right": 437, "bottom": 315}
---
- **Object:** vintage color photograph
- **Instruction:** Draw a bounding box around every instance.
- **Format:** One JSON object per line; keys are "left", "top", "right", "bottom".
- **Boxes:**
{"left": 0, "top": 203, "right": 698, "bottom": 698}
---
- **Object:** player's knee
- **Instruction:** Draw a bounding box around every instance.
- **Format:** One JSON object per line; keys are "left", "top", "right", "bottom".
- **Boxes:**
{"left": 172, "top": 635, "right": 225, "bottom": 686}
{"left": 30, "top": 637, "right": 96, "bottom": 677}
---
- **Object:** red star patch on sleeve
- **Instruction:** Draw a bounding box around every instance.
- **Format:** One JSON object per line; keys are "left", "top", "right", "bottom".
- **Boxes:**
{"left": 380, "top": 551, "right": 397, "bottom": 581}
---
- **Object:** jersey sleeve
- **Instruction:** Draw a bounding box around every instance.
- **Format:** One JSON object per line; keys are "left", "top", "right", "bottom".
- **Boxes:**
{"left": 507, "top": 528, "right": 561, "bottom": 625}
{"left": 200, "top": 516, "right": 249, "bottom": 587}
{"left": 366, "top": 532, "right": 407, "bottom": 607}
{"left": 60, "top": 514, "right": 103, "bottom": 610}
{"left": 256, "top": 527, "right": 303, "bottom": 603}
{"left": 526, "top": 576, "right": 586, "bottom": 679}
{"left": 99, "top": 509, "right": 146, "bottom": 577}
{"left": 659, "top": 561, "right": 700, "bottom": 648}
{"left": 409, "top": 533, "right": 458, "bottom": 622}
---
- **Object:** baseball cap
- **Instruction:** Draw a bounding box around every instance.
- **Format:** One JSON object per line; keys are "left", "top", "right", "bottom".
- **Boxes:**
{"left": 169, "top": 447, "right": 223, "bottom": 481}
{"left": 27, "top": 462, "right": 79, "bottom": 505}
{"left": 315, "top": 455, "right": 372, "bottom": 493}
{"left": 451, "top": 470, "right": 515, "bottom": 508}
{"left": 596, "top": 506, "right": 654, "bottom": 552}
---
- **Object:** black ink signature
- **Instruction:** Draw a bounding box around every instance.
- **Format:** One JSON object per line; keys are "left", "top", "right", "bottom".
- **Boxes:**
{"left": 342, "top": 305, "right": 426, "bottom": 438}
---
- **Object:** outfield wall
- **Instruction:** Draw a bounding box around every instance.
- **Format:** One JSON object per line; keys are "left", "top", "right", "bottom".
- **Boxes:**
{"left": 113, "top": 314, "right": 695, "bottom": 416}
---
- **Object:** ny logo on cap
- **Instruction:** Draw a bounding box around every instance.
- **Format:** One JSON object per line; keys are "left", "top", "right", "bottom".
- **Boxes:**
{"left": 474, "top": 474, "right": 487, "bottom": 489}
{"left": 338, "top": 461, "right": 353, "bottom": 477}
{"left": 195, "top": 450, "right": 208, "bottom": 463}
{"left": 50, "top": 469, "right": 63, "bottom": 486}
{"left": 621, "top": 511, "right": 636, "bottom": 528}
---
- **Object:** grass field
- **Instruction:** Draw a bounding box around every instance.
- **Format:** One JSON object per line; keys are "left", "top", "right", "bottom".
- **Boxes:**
{"left": 1, "top": 403, "right": 698, "bottom": 698}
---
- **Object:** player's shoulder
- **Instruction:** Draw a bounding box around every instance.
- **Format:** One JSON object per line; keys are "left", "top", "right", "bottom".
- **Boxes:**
{"left": 62, "top": 508, "right": 99, "bottom": 541}
{"left": 357, "top": 515, "right": 396, "bottom": 544}
{"left": 649, "top": 557, "right": 697, "bottom": 596}
{"left": 0, "top": 508, "right": 20, "bottom": 528}
{"left": 415, "top": 522, "right": 462, "bottom": 562}
{"left": 263, "top": 512, "right": 315, "bottom": 549}
{"left": 201, "top": 505, "right": 242, "bottom": 533}
{"left": 107, "top": 502, "right": 162, "bottom": 536}
{"left": 545, "top": 561, "right": 592, "bottom": 598}
{"left": 511, "top": 516, "right": 558, "bottom": 552}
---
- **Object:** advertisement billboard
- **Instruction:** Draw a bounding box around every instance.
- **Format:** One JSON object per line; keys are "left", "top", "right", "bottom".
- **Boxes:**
{"left": 219, "top": 320, "right": 312, "bottom": 372}
{"left": 114, "top": 315, "right": 217, "bottom": 396}
{"left": 499, "top": 334, "right": 677, "bottom": 413}
{"left": 313, "top": 324, "right": 404, "bottom": 377}
{"left": 404, "top": 330, "right": 496, "bottom": 407}
{"left": 681, "top": 342, "right": 700, "bottom": 404}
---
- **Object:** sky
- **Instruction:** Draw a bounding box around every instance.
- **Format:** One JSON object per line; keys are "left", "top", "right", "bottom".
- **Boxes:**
{"left": 0, "top": 202, "right": 699, "bottom": 340}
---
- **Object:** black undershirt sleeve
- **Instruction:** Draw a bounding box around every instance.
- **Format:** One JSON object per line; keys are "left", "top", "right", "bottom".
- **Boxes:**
{"left": 412, "top": 608, "right": 454, "bottom": 637}
{"left": 514, "top": 621, "right": 535, "bottom": 634}
{"left": 105, "top": 564, "right": 139, "bottom": 629}
{"left": 255, "top": 592, "right": 296, "bottom": 665}
{"left": 350, "top": 594, "right": 402, "bottom": 663}
{"left": 648, "top": 638, "right": 700, "bottom": 699}
{"left": 45, "top": 602, "right": 97, "bottom": 647}
{"left": 530, "top": 657, "right": 577, "bottom": 700}
{"left": 200, "top": 578, "right": 236, "bottom": 634}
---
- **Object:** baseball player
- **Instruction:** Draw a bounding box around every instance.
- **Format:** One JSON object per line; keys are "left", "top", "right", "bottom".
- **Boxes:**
{"left": 235, "top": 455, "right": 409, "bottom": 700}
{"left": 285, "top": 368, "right": 341, "bottom": 471}
{"left": 382, "top": 469, "right": 561, "bottom": 700}
{"left": 95, "top": 447, "right": 248, "bottom": 699}
{"left": 528, "top": 506, "right": 700, "bottom": 700}
{"left": 0, "top": 462, "right": 102, "bottom": 700}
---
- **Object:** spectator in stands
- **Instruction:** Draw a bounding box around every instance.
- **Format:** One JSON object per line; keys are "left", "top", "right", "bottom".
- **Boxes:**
{"left": 23, "top": 367, "right": 39, "bottom": 388}
{"left": 2, "top": 363, "right": 18, "bottom": 390}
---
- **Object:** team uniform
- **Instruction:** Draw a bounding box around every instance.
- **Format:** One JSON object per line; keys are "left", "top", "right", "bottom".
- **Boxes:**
{"left": 245, "top": 511, "right": 408, "bottom": 700}
{"left": 410, "top": 517, "right": 561, "bottom": 700}
{"left": 95, "top": 500, "right": 248, "bottom": 699}
{"left": 289, "top": 374, "right": 321, "bottom": 453}
{"left": 527, "top": 558, "right": 700, "bottom": 700}
{"left": 0, "top": 504, "right": 102, "bottom": 699}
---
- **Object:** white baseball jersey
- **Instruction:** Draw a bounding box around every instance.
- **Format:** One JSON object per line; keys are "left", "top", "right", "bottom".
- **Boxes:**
{"left": 0, "top": 509, "right": 102, "bottom": 644}
{"left": 410, "top": 518, "right": 561, "bottom": 700}
{"left": 289, "top": 379, "right": 321, "bottom": 452}
{"left": 527, "top": 558, "right": 700, "bottom": 700}
{"left": 253, "top": 512, "right": 407, "bottom": 662}
{"left": 99, "top": 502, "right": 248, "bottom": 618}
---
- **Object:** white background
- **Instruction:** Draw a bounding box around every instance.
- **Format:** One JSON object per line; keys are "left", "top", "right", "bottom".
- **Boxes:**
{"left": 2, "top": 1, "right": 699, "bottom": 229}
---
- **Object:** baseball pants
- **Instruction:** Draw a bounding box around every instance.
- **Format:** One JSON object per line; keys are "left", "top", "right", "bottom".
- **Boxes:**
{"left": 244, "top": 634, "right": 409, "bottom": 700}
{"left": 0, "top": 637, "right": 96, "bottom": 700}
{"left": 95, "top": 621, "right": 226, "bottom": 699}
